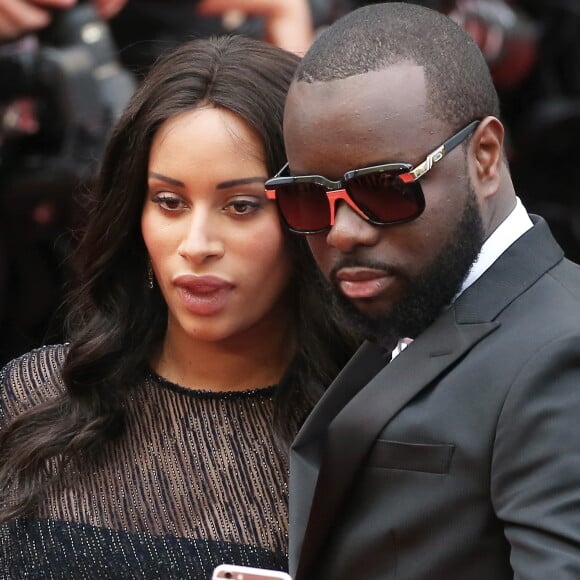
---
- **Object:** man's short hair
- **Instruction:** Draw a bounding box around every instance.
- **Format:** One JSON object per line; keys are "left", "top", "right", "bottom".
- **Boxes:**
{"left": 296, "top": 2, "right": 500, "bottom": 130}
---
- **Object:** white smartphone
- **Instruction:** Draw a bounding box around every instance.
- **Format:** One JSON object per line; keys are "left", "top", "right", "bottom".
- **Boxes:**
{"left": 212, "top": 564, "right": 292, "bottom": 580}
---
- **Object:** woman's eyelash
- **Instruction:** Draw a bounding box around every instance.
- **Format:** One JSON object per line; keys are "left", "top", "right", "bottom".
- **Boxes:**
{"left": 225, "top": 198, "right": 264, "bottom": 214}
{"left": 150, "top": 194, "right": 265, "bottom": 214}
{"left": 152, "top": 195, "right": 184, "bottom": 210}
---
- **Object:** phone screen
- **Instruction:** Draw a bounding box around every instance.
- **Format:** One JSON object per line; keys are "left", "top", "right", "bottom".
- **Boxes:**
{"left": 212, "top": 564, "right": 292, "bottom": 580}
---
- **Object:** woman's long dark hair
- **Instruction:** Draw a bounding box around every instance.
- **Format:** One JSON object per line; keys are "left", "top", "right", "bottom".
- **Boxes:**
{"left": 0, "top": 35, "right": 359, "bottom": 522}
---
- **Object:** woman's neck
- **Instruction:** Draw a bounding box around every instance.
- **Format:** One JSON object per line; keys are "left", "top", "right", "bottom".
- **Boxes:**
{"left": 152, "top": 316, "right": 296, "bottom": 392}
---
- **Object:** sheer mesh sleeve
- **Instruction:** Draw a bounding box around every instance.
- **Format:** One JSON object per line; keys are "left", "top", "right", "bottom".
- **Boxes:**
{"left": 0, "top": 346, "right": 296, "bottom": 579}
{"left": 0, "top": 344, "right": 68, "bottom": 427}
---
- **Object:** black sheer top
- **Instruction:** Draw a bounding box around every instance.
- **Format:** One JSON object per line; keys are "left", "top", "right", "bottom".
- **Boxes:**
{"left": 0, "top": 345, "right": 295, "bottom": 579}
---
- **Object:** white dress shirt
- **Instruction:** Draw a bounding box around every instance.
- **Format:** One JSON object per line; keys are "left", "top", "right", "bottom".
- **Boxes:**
{"left": 391, "top": 197, "right": 533, "bottom": 359}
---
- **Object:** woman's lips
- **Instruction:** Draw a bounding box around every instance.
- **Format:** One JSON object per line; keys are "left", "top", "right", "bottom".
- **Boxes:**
{"left": 336, "top": 268, "right": 391, "bottom": 299}
{"left": 174, "top": 275, "right": 234, "bottom": 316}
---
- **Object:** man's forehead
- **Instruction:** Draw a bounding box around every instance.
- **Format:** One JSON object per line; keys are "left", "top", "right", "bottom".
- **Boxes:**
{"left": 285, "top": 64, "right": 427, "bottom": 126}
{"left": 284, "top": 65, "right": 430, "bottom": 148}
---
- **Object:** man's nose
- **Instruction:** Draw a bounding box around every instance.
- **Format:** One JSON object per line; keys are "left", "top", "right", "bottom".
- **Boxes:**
{"left": 326, "top": 199, "right": 381, "bottom": 252}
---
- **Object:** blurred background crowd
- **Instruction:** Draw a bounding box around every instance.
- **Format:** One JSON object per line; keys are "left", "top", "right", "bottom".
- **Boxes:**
{"left": 1, "top": 0, "right": 579, "bottom": 366}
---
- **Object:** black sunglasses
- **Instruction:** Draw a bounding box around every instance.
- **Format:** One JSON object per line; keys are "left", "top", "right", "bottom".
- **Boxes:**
{"left": 266, "top": 120, "right": 480, "bottom": 234}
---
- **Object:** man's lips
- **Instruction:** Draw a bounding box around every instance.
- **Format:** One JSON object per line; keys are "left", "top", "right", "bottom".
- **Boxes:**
{"left": 335, "top": 267, "right": 391, "bottom": 299}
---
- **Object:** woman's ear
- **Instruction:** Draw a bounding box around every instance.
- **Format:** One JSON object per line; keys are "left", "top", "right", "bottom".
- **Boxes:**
{"left": 469, "top": 116, "right": 504, "bottom": 200}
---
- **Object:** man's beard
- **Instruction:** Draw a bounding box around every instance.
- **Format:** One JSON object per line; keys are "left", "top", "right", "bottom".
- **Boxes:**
{"left": 326, "top": 188, "right": 485, "bottom": 349}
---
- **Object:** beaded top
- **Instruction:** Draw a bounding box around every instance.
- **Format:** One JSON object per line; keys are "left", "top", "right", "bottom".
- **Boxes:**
{"left": 0, "top": 345, "right": 294, "bottom": 579}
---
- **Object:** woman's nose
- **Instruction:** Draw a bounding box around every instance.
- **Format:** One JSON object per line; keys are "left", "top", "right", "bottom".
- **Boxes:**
{"left": 177, "top": 211, "right": 225, "bottom": 263}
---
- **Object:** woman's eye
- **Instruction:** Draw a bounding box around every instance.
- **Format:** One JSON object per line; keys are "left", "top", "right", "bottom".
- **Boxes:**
{"left": 225, "top": 199, "right": 261, "bottom": 215}
{"left": 152, "top": 195, "right": 185, "bottom": 211}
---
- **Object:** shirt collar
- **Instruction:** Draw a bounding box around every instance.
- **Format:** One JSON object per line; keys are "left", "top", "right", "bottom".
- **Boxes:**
{"left": 457, "top": 196, "right": 533, "bottom": 298}
{"left": 391, "top": 197, "right": 533, "bottom": 360}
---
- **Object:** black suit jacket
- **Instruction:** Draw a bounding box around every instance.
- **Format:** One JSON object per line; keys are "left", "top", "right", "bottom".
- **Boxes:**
{"left": 290, "top": 216, "right": 580, "bottom": 579}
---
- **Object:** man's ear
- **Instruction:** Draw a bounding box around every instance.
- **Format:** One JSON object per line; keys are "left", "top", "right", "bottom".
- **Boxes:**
{"left": 469, "top": 116, "right": 504, "bottom": 200}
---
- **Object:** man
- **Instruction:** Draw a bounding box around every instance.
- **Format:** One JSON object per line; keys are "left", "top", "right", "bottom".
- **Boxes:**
{"left": 265, "top": 3, "right": 580, "bottom": 578}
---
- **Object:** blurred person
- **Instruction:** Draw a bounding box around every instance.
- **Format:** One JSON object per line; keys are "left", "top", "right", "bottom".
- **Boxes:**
{"left": 0, "top": 0, "right": 135, "bottom": 367}
{"left": 0, "top": 35, "right": 357, "bottom": 578}
{"left": 0, "top": 0, "right": 127, "bottom": 41}
{"left": 197, "top": 0, "right": 314, "bottom": 55}
{"left": 266, "top": 3, "right": 580, "bottom": 578}
{"left": 110, "top": 0, "right": 314, "bottom": 79}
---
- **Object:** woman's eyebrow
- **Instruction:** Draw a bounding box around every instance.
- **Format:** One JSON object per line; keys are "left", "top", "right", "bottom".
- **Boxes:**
{"left": 148, "top": 173, "right": 266, "bottom": 189}
{"left": 216, "top": 176, "right": 266, "bottom": 189}
{"left": 148, "top": 172, "right": 185, "bottom": 187}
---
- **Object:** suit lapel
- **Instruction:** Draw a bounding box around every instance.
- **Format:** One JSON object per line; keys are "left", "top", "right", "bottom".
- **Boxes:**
{"left": 294, "top": 309, "right": 498, "bottom": 579}
{"left": 290, "top": 341, "right": 390, "bottom": 569}
{"left": 293, "top": 216, "right": 565, "bottom": 579}
{"left": 293, "top": 341, "right": 390, "bottom": 450}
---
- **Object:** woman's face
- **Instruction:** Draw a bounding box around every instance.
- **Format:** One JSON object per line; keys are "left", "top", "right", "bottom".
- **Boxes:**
{"left": 141, "top": 106, "right": 293, "bottom": 346}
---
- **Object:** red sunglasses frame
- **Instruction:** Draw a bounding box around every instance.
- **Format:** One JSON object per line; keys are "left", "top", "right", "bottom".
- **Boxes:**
{"left": 265, "top": 120, "right": 480, "bottom": 234}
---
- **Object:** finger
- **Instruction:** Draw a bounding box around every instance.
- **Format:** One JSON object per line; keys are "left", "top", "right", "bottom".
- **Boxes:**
{"left": 197, "top": 0, "right": 281, "bottom": 16}
{"left": 92, "top": 0, "right": 128, "bottom": 19}
{"left": 0, "top": 0, "right": 52, "bottom": 40}
{"left": 17, "top": 0, "right": 76, "bottom": 8}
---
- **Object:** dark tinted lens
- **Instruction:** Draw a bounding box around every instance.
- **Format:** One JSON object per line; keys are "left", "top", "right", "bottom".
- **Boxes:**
{"left": 347, "top": 171, "right": 424, "bottom": 223}
{"left": 275, "top": 182, "right": 331, "bottom": 232}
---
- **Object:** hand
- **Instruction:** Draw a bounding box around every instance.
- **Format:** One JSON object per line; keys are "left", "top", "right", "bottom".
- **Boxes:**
{"left": 0, "top": 0, "right": 128, "bottom": 41}
{"left": 92, "top": 0, "right": 127, "bottom": 19}
{"left": 197, "top": 0, "right": 314, "bottom": 56}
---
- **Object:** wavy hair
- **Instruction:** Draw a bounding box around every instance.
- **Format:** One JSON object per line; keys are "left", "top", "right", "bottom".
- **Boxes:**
{"left": 0, "top": 35, "right": 358, "bottom": 521}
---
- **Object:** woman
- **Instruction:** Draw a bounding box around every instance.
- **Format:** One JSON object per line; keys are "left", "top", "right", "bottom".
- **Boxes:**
{"left": 0, "top": 36, "right": 357, "bottom": 578}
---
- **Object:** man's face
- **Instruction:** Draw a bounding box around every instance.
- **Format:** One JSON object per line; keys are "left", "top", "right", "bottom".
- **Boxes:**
{"left": 283, "top": 64, "right": 485, "bottom": 345}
